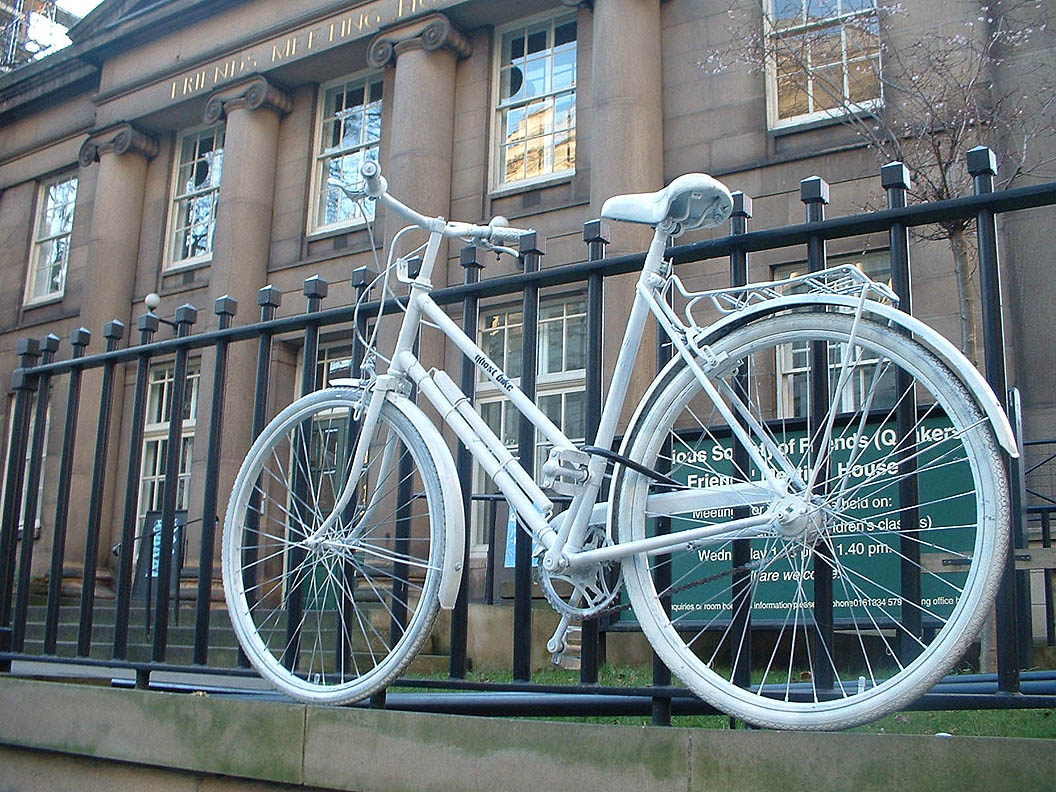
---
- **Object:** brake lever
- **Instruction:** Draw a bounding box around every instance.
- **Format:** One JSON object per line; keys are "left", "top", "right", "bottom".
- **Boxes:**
{"left": 478, "top": 238, "right": 519, "bottom": 259}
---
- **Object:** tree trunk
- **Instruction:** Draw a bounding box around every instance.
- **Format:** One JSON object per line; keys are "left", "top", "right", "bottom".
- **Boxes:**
{"left": 949, "top": 225, "right": 980, "bottom": 364}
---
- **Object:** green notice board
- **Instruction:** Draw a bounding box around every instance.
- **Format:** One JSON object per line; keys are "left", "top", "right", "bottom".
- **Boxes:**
{"left": 619, "top": 416, "right": 974, "bottom": 626}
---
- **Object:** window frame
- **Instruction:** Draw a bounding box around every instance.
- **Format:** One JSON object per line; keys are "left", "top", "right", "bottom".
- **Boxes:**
{"left": 489, "top": 9, "right": 579, "bottom": 193}
{"left": 24, "top": 172, "right": 78, "bottom": 307}
{"left": 764, "top": 0, "right": 883, "bottom": 132}
{"left": 307, "top": 70, "right": 385, "bottom": 236}
{"left": 163, "top": 123, "right": 225, "bottom": 271}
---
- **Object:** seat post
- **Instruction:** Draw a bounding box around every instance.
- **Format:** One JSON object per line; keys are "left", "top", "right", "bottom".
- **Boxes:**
{"left": 641, "top": 222, "right": 674, "bottom": 281}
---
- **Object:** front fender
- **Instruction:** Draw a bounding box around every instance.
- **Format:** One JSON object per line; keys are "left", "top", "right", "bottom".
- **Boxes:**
{"left": 330, "top": 378, "right": 466, "bottom": 609}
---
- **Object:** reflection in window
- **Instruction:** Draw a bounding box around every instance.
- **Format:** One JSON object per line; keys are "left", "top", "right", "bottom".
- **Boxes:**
{"left": 774, "top": 252, "right": 894, "bottom": 417}
{"left": 26, "top": 174, "right": 77, "bottom": 303}
{"left": 168, "top": 125, "right": 224, "bottom": 266}
{"left": 313, "top": 75, "right": 383, "bottom": 231}
{"left": 768, "top": 0, "right": 881, "bottom": 125}
{"left": 495, "top": 14, "right": 577, "bottom": 186}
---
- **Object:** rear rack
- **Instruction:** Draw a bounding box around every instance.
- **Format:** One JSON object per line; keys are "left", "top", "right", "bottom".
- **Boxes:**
{"left": 668, "top": 264, "right": 899, "bottom": 325}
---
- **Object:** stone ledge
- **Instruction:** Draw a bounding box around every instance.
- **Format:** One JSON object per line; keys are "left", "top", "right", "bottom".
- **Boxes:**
{"left": 1, "top": 677, "right": 1055, "bottom": 792}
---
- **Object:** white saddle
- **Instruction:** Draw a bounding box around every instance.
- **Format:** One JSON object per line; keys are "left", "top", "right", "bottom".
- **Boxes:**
{"left": 601, "top": 173, "right": 734, "bottom": 231}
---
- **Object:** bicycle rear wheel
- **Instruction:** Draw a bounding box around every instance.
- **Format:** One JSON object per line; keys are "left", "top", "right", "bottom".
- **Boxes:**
{"left": 222, "top": 387, "right": 445, "bottom": 704}
{"left": 615, "top": 311, "right": 1008, "bottom": 729}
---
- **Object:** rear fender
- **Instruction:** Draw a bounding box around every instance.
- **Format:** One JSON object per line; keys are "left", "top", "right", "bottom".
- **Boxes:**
{"left": 632, "top": 296, "right": 1018, "bottom": 457}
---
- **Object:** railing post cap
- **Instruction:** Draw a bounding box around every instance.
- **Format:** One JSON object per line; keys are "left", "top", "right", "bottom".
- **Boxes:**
{"left": 16, "top": 338, "right": 40, "bottom": 356}
{"left": 214, "top": 295, "right": 238, "bottom": 316}
{"left": 967, "top": 146, "right": 998, "bottom": 176}
{"left": 40, "top": 333, "right": 60, "bottom": 354}
{"left": 303, "top": 275, "right": 329, "bottom": 299}
{"left": 137, "top": 313, "right": 160, "bottom": 333}
{"left": 173, "top": 304, "right": 198, "bottom": 325}
{"left": 799, "top": 176, "right": 830, "bottom": 204}
{"left": 70, "top": 327, "right": 92, "bottom": 346}
{"left": 460, "top": 245, "right": 483, "bottom": 268}
{"left": 350, "top": 266, "right": 378, "bottom": 287}
{"left": 731, "top": 192, "right": 753, "bottom": 218}
{"left": 582, "top": 218, "right": 611, "bottom": 244}
{"left": 257, "top": 285, "right": 283, "bottom": 307}
{"left": 103, "top": 320, "right": 125, "bottom": 340}
{"left": 11, "top": 369, "right": 32, "bottom": 390}
{"left": 517, "top": 230, "right": 545, "bottom": 257}
{"left": 880, "top": 161, "right": 912, "bottom": 190}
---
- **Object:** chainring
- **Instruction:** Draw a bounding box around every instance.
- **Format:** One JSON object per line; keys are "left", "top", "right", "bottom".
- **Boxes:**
{"left": 537, "top": 525, "right": 623, "bottom": 619}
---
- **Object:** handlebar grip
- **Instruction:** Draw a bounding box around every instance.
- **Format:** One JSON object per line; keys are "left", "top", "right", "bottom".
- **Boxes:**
{"left": 360, "top": 160, "right": 386, "bottom": 198}
{"left": 489, "top": 225, "right": 531, "bottom": 245}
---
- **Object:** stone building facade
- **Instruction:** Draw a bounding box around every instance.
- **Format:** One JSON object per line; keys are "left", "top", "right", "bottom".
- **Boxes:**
{"left": 0, "top": 0, "right": 1053, "bottom": 605}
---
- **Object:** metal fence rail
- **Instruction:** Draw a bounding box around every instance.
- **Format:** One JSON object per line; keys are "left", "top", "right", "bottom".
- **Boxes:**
{"left": 2, "top": 148, "right": 1056, "bottom": 724}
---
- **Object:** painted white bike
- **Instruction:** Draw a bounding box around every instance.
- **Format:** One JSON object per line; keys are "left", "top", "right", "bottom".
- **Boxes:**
{"left": 222, "top": 160, "right": 1013, "bottom": 730}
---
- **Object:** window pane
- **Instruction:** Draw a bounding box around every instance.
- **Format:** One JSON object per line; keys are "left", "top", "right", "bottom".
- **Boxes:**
{"left": 526, "top": 27, "right": 547, "bottom": 55}
{"left": 564, "top": 391, "right": 585, "bottom": 441}
{"left": 778, "top": 73, "right": 810, "bottom": 118}
{"left": 504, "top": 30, "right": 525, "bottom": 62}
{"left": 482, "top": 401, "right": 501, "bottom": 435}
{"left": 553, "top": 92, "right": 575, "bottom": 132}
{"left": 503, "top": 401, "right": 518, "bottom": 446}
{"left": 565, "top": 314, "right": 585, "bottom": 370}
{"left": 552, "top": 46, "right": 575, "bottom": 92}
{"left": 848, "top": 58, "right": 880, "bottom": 103}
{"left": 508, "top": 324, "right": 523, "bottom": 380}
{"left": 540, "top": 394, "right": 562, "bottom": 425}
{"left": 773, "top": 0, "right": 803, "bottom": 26}
{"left": 540, "top": 319, "right": 563, "bottom": 374}
{"left": 555, "top": 20, "right": 576, "bottom": 47}
{"left": 523, "top": 57, "right": 548, "bottom": 99}
{"left": 811, "top": 63, "right": 844, "bottom": 111}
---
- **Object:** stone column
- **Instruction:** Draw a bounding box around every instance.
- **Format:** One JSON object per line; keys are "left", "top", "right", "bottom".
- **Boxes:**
{"left": 368, "top": 13, "right": 471, "bottom": 293}
{"left": 193, "top": 76, "right": 292, "bottom": 585}
{"left": 77, "top": 124, "right": 159, "bottom": 338}
{"left": 71, "top": 123, "right": 158, "bottom": 576}
{"left": 589, "top": 0, "right": 664, "bottom": 420}
{"left": 202, "top": 75, "right": 291, "bottom": 311}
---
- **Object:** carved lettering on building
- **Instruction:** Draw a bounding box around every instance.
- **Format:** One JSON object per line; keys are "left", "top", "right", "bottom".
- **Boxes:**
{"left": 165, "top": 0, "right": 444, "bottom": 103}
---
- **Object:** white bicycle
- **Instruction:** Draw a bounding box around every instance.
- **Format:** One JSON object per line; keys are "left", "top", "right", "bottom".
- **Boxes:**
{"left": 222, "top": 161, "right": 1013, "bottom": 730}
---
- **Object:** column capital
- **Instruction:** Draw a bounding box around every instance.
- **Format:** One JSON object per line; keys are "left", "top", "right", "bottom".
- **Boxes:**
{"left": 78, "top": 122, "right": 159, "bottom": 167}
{"left": 367, "top": 13, "right": 471, "bottom": 68}
{"left": 203, "top": 75, "right": 293, "bottom": 125}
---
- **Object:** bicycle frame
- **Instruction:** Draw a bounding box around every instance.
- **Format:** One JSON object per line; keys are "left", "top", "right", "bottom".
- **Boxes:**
{"left": 332, "top": 216, "right": 783, "bottom": 579}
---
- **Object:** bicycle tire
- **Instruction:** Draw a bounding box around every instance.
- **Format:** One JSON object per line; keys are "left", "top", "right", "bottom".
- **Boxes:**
{"left": 614, "top": 311, "right": 1008, "bottom": 730}
{"left": 222, "top": 387, "right": 445, "bottom": 704}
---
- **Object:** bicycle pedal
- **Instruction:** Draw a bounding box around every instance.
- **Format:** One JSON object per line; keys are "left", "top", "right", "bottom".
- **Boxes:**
{"left": 550, "top": 625, "right": 582, "bottom": 670}
{"left": 541, "top": 448, "right": 591, "bottom": 496}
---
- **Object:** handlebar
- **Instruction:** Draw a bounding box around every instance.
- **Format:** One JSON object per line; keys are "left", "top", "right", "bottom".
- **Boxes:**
{"left": 359, "top": 161, "right": 533, "bottom": 249}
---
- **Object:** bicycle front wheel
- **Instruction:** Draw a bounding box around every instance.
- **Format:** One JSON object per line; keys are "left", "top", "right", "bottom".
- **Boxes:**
{"left": 615, "top": 311, "right": 1008, "bottom": 730}
{"left": 222, "top": 387, "right": 445, "bottom": 704}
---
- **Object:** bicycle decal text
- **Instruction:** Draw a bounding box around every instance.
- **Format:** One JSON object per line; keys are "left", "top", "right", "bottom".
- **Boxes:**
{"left": 474, "top": 353, "right": 514, "bottom": 392}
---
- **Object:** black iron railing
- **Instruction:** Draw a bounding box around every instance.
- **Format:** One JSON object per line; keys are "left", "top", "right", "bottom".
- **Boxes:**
{"left": 2, "top": 148, "right": 1056, "bottom": 723}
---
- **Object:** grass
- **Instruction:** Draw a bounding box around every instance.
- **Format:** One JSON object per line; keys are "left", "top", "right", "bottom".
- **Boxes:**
{"left": 404, "top": 664, "right": 1056, "bottom": 737}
